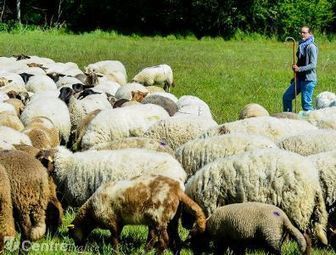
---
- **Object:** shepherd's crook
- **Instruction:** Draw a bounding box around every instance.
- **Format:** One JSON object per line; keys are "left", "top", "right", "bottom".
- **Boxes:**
{"left": 285, "top": 37, "right": 297, "bottom": 113}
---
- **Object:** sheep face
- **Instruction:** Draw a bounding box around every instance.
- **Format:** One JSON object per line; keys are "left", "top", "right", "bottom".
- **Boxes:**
{"left": 36, "top": 149, "right": 57, "bottom": 174}
{"left": 131, "top": 90, "right": 148, "bottom": 102}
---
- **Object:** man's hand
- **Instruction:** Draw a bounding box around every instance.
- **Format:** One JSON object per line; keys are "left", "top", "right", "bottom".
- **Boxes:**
{"left": 292, "top": 65, "right": 300, "bottom": 72}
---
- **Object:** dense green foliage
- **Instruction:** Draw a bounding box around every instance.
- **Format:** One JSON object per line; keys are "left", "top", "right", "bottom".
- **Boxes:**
{"left": 2, "top": 0, "right": 336, "bottom": 37}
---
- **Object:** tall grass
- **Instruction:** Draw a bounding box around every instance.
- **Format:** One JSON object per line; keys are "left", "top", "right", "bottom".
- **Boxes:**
{"left": 1, "top": 29, "right": 336, "bottom": 254}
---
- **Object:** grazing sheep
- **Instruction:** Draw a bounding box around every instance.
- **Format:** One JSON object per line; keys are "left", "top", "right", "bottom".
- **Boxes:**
{"left": 0, "top": 112, "right": 24, "bottom": 131}
{"left": 184, "top": 149, "right": 328, "bottom": 245}
{"left": 25, "top": 74, "right": 57, "bottom": 93}
{"left": 85, "top": 60, "right": 127, "bottom": 79}
{"left": 144, "top": 116, "right": 218, "bottom": 150}
{"left": 142, "top": 94, "right": 178, "bottom": 116}
{"left": 239, "top": 103, "right": 269, "bottom": 119}
{"left": 0, "top": 164, "right": 15, "bottom": 252}
{"left": 174, "top": 95, "right": 213, "bottom": 120}
{"left": 190, "top": 202, "right": 311, "bottom": 255}
{"left": 23, "top": 116, "right": 60, "bottom": 149}
{"left": 315, "top": 91, "right": 336, "bottom": 109}
{"left": 79, "top": 104, "right": 169, "bottom": 150}
{"left": 36, "top": 146, "right": 187, "bottom": 206}
{"left": 90, "top": 137, "right": 175, "bottom": 155}
{"left": 115, "top": 82, "right": 149, "bottom": 100}
{"left": 132, "top": 64, "right": 174, "bottom": 92}
{"left": 278, "top": 129, "right": 336, "bottom": 156}
{"left": 20, "top": 96, "right": 71, "bottom": 143}
{"left": 69, "top": 175, "right": 206, "bottom": 254}
{"left": 0, "top": 126, "right": 32, "bottom": 146}
{"left": 200, "top": 116, "right": 317, "bottom": 142}
{"left": 175, "top": 133, "right": 277, "bottom": 176}
{"left": 0, "top": 150, "right": 49, "bottom": 241}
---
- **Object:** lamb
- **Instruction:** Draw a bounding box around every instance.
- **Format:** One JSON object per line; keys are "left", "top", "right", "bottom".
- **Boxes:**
{"left": 68, "top": 175, "right": 206, "bottom": 254}
{"left": 0, "top": 126, "right": 32, "bottom": 146}
{"left": 25, "top": 74, "right": 57, "bottom": 93}
{"left": 278, "top": 129, "right": 336, "bottom": 156}
{"left": 315, "top": 91, "right": 336, "bottom": 109}
{"left": 239, "top": 103, "right": 269, "bottom": 119}
{"left": 174, "top": 95, "right": 213, "bottom": 120}
{"left": 190, "top": 202, "right": 311, "bottom": 255}
{"left": 0, "top": 150, "right": 62, "bottom": 242}
{"left": 114, "top": 82, "right": 149, "bottom": 100}
{"left": 142, "top": 94, "right": 178, "bottom": 116}
{"left": 175, "top": 133, "right": 277, "bottom": 176}
{"left": 132, "top": 64, "right": 174, "bottom": 92}
{"left": 23, "top": 116, "right": 60, "bottom": 149}
{"left": 36, "top": 146, "right": 187, "bottom": 206}
{"left": 90, "top": 137, "right": 175, "bottom": 156}
{"left": 0, "top": 164, "right": 15, "bottom": 252}
{"left": 200, "top": 116, "right": 317, "bottom": 142}
{"left": 184, "top": 149, "right": 328, "bottom": 245}
{"left": 79, "top": 104, "right": 169, "bottom": 150}
{"left": 20, "top": 96, "right": 71, "bottom": 143}
{"left": 144, "top": 116, "right": 218, "bottom": 150}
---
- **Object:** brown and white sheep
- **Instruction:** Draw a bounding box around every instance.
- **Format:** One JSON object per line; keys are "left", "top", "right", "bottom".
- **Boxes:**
{"left": 68, "top": 175, "right": 206, "bottom": 254}
{"left": 0, "top": 164, "right": 15, "bottom": 252}
{"left": 0, "top": 150, "right": 63, "bottom": 243}
{"left": 23, "top": 116, "right": 60, "bottom": 149}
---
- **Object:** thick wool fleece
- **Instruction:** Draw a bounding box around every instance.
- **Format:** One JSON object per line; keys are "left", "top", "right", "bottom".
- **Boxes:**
{"left": 185, "top": 148, "right": 328, "bottom": 245}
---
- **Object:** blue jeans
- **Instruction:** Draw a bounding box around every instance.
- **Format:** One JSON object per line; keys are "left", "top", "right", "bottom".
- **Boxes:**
{"left": 282, "top": 79, "right": 316, "bottom": 112}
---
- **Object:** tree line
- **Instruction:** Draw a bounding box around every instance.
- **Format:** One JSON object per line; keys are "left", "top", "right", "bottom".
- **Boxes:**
{"left": 3, "top": 0, "right": 336, "bottom": 38}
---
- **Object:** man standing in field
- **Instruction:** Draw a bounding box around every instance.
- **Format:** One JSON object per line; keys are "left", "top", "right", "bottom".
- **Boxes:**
{"left": 283, "top": 26, "right": 318, "bottom": 113}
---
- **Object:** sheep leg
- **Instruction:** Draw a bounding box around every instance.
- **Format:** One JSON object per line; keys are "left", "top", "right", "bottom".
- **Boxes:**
{"left": 18, "top": 213, "right": 32, "bottom": 255}
{"left": 155, "top": 226, "right": 169, "bottom": 255}
{"left": 163, "top": 82, "right": 170, "bottom": 92}
{"left": 145, "top": 226, "right": 157, "bottom": 251}
{"left": 29, "top": 205, "right": 47, "bottom": 241}
{"left": 167, "top": 207, "right": 182, "bottom": 254}
{"left": 45, "top": 198, "right": 63, "bottom": 235}
{"left": 109, "top": 223, "right": 122, "bottom": 250}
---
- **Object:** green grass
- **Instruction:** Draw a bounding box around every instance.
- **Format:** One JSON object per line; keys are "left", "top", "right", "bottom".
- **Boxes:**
{"left": 1, "top": 30, "right": 336, "bottom": 254}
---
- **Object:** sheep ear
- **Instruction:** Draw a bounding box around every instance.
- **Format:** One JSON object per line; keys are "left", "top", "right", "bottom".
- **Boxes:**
{"left": 8, "top": 79, "right": 12, "bottom": 83}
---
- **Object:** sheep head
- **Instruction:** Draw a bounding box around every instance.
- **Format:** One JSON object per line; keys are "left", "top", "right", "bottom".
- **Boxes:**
{"left": 36, "top": 149, "right": 57, "bottom": 174}
{"left": 131, "top": 90, "right": 148, "bottom": 102}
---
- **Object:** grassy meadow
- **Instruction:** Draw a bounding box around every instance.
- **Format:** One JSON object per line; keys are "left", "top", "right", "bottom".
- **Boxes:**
{"left": 1, "top": 29, "right": 336, "bottom": 254}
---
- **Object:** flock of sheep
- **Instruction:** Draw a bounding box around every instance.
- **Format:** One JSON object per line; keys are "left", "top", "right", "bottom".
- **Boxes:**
{"left": 0, "top": 54, "right": 336, "bottom": 254}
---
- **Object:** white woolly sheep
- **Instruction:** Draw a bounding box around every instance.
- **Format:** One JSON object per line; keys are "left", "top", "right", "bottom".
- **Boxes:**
{"left": 174, "top": 95, "right": 213, "bottom": 120}
{"left": 190, "top": 202, "right": 311, "bottom": 255}
{"left": 114, "top": 82, "right": 149, "bottom": 100}
{"left": 0, "top": 73, "right": 26, "bottom": 93}
{"left": 79, "top": 104, "right": 169, "bottom": 150}
{"left": 36, "top": 146, "right": 187, "bottom": 207}
{"left": 144, "top": 116, "right": 218, "bottom": 150}
{"left": 184, "top": 148, "right": 328, "bottom": 245}
{"left": 175, "top": 133, "right": 277, "bottom": 176}
{"left": 25, "top": 74, "right": 57, "bottom": 93}
{"left": 278, "top": 129, "right": 336, "bottom": 156}
{"left": 0, "top": 102, "right": 17, "bottom": 115}
{"left": 56, "top": 76, "right": 83, "bottom": 89}
{"left": 68, "top": 93, "right": 112, "bottom": 129}
{"left": 69, "top": 175, "right": 206, "bottom": 254}
{"left": 0, "top": 126, "right": 32, "bottom": 146}
{"left": 146, "top": 85, "right": 165, "bottom": 93}
{"left": 200, "top": 116, "right": 317, "bottom": 142}
{"left": 0, "top": 164, "right": 15, "bottom": 252}
{"left": 90, "top": 137, "right": 175, "bottom": 155}
{"left": 21, "top": 96, "right": 71, "bottom": 143}
{"left": 315, "top": 91, "right": 336, "bottom": 109}
{"left": 85, "top": 60, "right": 127, "bottom": 85}
{"left": 239, "top": 103, "right": 269, "bottom": 119}
{"left": 132, "top": 64, "right": 174, "bottom": 92}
